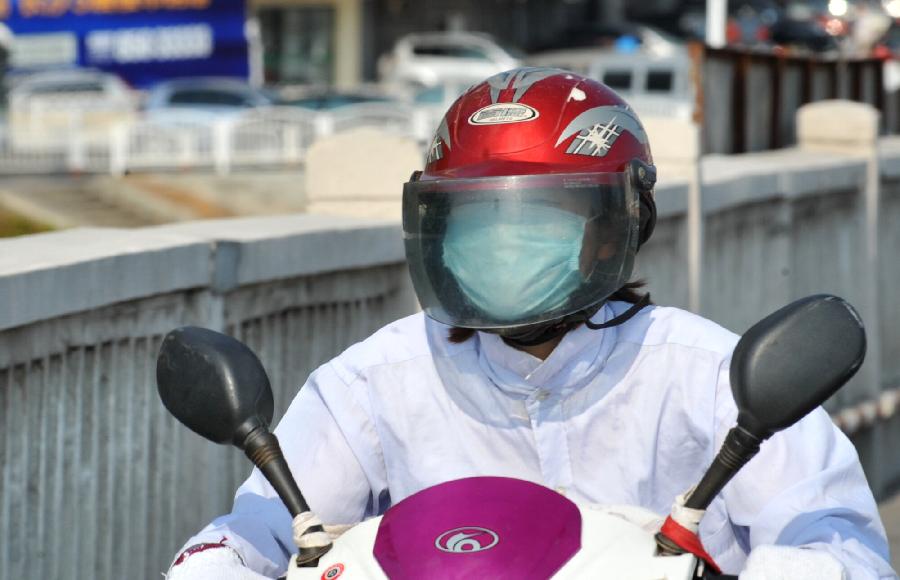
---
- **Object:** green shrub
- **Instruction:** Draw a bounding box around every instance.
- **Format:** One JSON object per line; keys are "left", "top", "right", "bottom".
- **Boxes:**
{"left": 0, "top": 208, "right": 53, "bottom": 238}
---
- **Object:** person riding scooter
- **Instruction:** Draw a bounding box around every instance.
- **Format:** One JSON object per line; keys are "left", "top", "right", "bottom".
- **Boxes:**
{"left": 167, "top": 68, "right": 895, "bottom": 579}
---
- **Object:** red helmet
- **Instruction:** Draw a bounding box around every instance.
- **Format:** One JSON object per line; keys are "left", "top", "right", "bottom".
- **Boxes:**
{"left": 403, "top": 68, "right": 657, "bottom": 335}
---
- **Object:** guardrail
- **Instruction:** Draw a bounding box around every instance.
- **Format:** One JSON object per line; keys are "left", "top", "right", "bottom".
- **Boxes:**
{"left": 0, "top": 216, "right": 418, "bottom": 580}
{"left": 0, "top": 102, "right": 437, "bottom": 176}
{"left": 639, "top": 134, "right": 900, "bottom": 500}
{"left": 1, "top": 138, "right": 899, "bottom": 580}
{"left": 3, "top": 48, "right": 898, "bottom": 171}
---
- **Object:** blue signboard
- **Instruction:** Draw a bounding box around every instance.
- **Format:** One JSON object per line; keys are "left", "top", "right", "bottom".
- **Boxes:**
{"left": 0, "top": 0, "right": 249, "bottom": 87}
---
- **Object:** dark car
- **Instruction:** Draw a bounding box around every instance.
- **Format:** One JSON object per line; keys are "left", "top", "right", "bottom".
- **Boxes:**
{"left": 278, "top": 88, "right": 392, "bottom": 111}
{"left": 770, "top": 18, "right": 838, "bottom": 52}
{"left": 145, "top": 78, "right": 275, "bottom": 122}
{"left": 875, "top": 21, "right": 900, "bottom": 58}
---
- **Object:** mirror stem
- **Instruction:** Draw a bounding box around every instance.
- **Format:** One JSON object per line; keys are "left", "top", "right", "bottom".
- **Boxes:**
{"left": 243, "top": 426, "right": 313, "bottom": 516}
{"left": 684, "top": 426, "right": 762, "bottom": 510}
{"left": 242, "top": 426, "right": 330, "bottom": 567}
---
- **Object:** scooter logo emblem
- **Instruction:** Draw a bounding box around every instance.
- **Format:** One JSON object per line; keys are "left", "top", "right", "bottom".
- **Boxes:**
{"left": 435, "top": 527, "right": 500, "bottom": 553}
{"left": 320, "top": 563, "right": 344, "bottom": 579}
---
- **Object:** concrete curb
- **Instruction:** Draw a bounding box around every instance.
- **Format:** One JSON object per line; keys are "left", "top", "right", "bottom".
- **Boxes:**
{"left": 0, "top": 214, "right": 405, "bottom": 331}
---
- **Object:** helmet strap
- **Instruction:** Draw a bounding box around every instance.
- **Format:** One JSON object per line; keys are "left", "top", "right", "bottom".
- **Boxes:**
{"left": 500, "top": 293, "right": 652, "bottom": 348}
{"left": 584, "top": 293, "right": 652, "bottom": 330}
{"left": 500, "top": 318, "right": 582, "bottom": 347}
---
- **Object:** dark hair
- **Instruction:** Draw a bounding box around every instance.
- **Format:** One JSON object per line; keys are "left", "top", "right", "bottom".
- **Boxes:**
{"left": 447, "top": 280, "right": 650, "bottom": 343}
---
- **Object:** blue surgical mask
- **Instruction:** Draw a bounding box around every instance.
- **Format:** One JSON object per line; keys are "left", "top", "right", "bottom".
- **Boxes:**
{"left": 442, "top": 203, "right": 586, "bottom": 323}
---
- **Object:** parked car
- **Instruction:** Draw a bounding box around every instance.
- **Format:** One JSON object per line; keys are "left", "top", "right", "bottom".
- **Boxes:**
{"left": 587, "top": 52, "right": 694, "bottom": 120}
{"left": 873, "top": 16, "right": 900, "bottom": 59}
{"left": 277, "top": 86, "right": 393, "bottom": 111}
{"left": 768, "top": 0, "right": 841, "bottom": 53}
{"left": 527, "top": 32, "right": 693, "bottom": 122}
{"left": 533, "top": 23, "right": 683, "bottom": 56}
{"left": 378, "top": 31, "right": 521, "bottom": 91}
{"left": 770, "top": 18, "right": 839, "bottom": 53}
{"left": 0, "top": 23, "right": 11, "bottom": 103}
{"left": 527, "top": 24, "right": 685, "bottom": 77}
{"left": 7, "top": 68, "right": 137, "bottom": 149}
{"left": 144, "top": 77, "right": 275, "bottom": 123}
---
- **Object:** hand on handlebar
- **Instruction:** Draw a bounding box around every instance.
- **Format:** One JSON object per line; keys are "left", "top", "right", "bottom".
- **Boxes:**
{"left": 738, "top": 545, "right": 845, "bottom": 580}
{"left": 166, "top": 543, "right": 275, "bottom": 580}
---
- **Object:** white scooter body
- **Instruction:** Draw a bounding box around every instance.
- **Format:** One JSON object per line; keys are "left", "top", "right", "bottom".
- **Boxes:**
{"left": 287, "top": 503, "right": 697, "bottom": 580}
{"left": 160, "top": 296, "right": 861, "bottom": 580}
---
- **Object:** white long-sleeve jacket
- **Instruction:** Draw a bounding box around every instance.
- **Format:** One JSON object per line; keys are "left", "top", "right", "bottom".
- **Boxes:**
{"left": 181, "top": 302, "right": 895, "bottom": 578}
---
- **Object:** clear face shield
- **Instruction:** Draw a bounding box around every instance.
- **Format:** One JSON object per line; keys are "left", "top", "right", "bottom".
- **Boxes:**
{"left": 403, "top": 172, "right": 641, "bottom": 330}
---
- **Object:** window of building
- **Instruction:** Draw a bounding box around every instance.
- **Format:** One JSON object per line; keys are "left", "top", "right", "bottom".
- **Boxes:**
{"left": 602, "top": 70, "right": 632, "bottom": 91}
{"left": 258, "top": 7, "right": 335, "bottom": 85}
{"left": 169, "top": 89, "right": 254, "bottom": 107}
{"left": 646, "top": 70, "right": 674, "bottom": 93}
{"left": 411, "top": 44, "right": 489, "bottom": 60}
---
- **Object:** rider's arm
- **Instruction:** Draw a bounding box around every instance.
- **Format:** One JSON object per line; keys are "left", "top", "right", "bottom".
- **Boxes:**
{"left": 172, "top": 362, "right": 388, "bottom": 578}
{"left": 713, "top": 356, "right": 895, "bottom": 579}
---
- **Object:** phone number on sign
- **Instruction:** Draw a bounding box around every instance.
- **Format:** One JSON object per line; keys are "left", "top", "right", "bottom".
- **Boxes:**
{"left": 86, "top": 23, "right": 213, "bottom": 63}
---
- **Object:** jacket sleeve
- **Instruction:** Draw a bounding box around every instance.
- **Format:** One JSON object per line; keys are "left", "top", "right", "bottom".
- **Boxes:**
{"left": 713, "top": 355, "right": 896, "bottom": 579}
{"left": 176, "top": 362, "right": 388, "bottom": 578}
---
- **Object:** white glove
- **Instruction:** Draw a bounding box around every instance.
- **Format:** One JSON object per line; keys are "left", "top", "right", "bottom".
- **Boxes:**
{"left": 739, "top": 545, "right": 846, "bottom": 580}
{"left": 166, "top": 544, "right": 274, "bottom": 580}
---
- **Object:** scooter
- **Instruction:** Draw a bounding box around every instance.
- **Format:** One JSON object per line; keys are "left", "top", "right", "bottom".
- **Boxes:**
{"left": 157, "top": 294, "right": 866, "bottom": 579}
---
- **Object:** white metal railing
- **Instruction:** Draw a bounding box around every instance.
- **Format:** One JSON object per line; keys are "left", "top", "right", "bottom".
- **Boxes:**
{"left": 2, "top": 144, "right": 900, "bottom": 579}
{"left": 0, "top": 103, "right": 436, "bottom": 176}
{"left": 216, "top": 106, "right": 317, "bottom": 173}
{"left": 109, "top": 119, "right": 215, "bottom": 175}
{"left": 7, "top": 91, "right": 136, "bottom": 151}
{"left": 322, "top": 101, "right": 414, "bottom": 137}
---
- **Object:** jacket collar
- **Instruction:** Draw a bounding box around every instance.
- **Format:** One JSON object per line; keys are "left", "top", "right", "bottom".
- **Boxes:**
{"left": 476, "top": 304, "right": 618, "bottom": 399}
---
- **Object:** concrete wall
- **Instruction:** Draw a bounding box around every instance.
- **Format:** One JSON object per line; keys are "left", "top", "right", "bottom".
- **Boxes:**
{"left": 638, "top": 138, "right": 900, "bottom": 499}
{"left": 2, "top": 136, "right": 900, "bottom": 579}
{"left": 304, "top": 128, "right": 422, "bottom": 219}
{"left": 0, "top": 216, "right": 417, "bottom": 580}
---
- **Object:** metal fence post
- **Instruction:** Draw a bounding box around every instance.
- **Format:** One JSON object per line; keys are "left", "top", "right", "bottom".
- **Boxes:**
{"left": 213, "top": 120, "right": 232, "bottom": 176}
{"left": 314, "top": 113, "right": 334, "bottom": 139}
{"left": 109, "top": 124, "right": 128, "bottom": 177}
{"left": 687, "top": 129, "right": 703, "bottom": 314}
{"left": 179, "top": 129, "right": 196, "bottom": 170}
{"left": 284, "top": 125, "right": 301, "bottom": 165}
{"left": 642, "top": 117, "right": 704, "bottom": 313}
{"left": 66, "top": 132, "right": 86, "bottom": 174}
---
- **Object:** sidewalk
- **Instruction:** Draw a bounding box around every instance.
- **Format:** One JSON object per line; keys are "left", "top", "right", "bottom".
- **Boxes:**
{"left": 880, "top": 492, "right": 900, "bottom": 571}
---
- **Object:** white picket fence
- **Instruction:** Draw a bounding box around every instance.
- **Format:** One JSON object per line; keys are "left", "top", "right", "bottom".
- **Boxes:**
{"left": 0, "top": 102, "right": 439, "bottom": 176}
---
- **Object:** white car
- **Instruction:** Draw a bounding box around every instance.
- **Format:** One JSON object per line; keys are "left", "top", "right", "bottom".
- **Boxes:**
{"left": 7, "top": 68, "right": 137, "bottom": 149}
{"left": 527, "top": 46, "right": 694, "bottom": 121}
{"left": 378, "top": 32, "right": 521, "bottom": 91}
{"left": 586, "top": 52, "right": 694, "bottom": 120}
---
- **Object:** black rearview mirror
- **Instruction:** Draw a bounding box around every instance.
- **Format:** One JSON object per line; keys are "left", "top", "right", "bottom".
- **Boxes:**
{"left": 658, "top": 295, "right": 866, "bottom": 560}
{"left": 157, "top": 326, "right": 274, "bottom": 446}
{"left": 679, "top": 295, "right": 866, "bottom": 513}
{"left": 156, "top": 326, "right": 331, "bottom": 566}
{"left": 731, "top": 294, "right": 866, "bottom": 439}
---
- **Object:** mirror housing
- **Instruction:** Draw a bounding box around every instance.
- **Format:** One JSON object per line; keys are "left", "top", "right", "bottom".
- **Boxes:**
{"left": 731, "top": 294, "right": 866, "bottom": 440}
{"left": 676, "top": 294, "right": 866, "bottom": 515}
{"left": 156, "top": 326, "right": 331, "bottom": 566}
{"left": 157, "top": 326, "right": 274, "bottom": 447}
{"left": 660, "top": 295, "right": 867, "bottom": 561}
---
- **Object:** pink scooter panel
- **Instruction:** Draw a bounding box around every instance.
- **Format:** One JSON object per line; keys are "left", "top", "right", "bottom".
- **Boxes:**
{"left": 373, "top": 476, "right": 582, "bottom": 579}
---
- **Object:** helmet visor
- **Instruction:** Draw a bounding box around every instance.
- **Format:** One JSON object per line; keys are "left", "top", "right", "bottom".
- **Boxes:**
{"left": 403, "top": 172, "right": 640, "bottom": 330}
